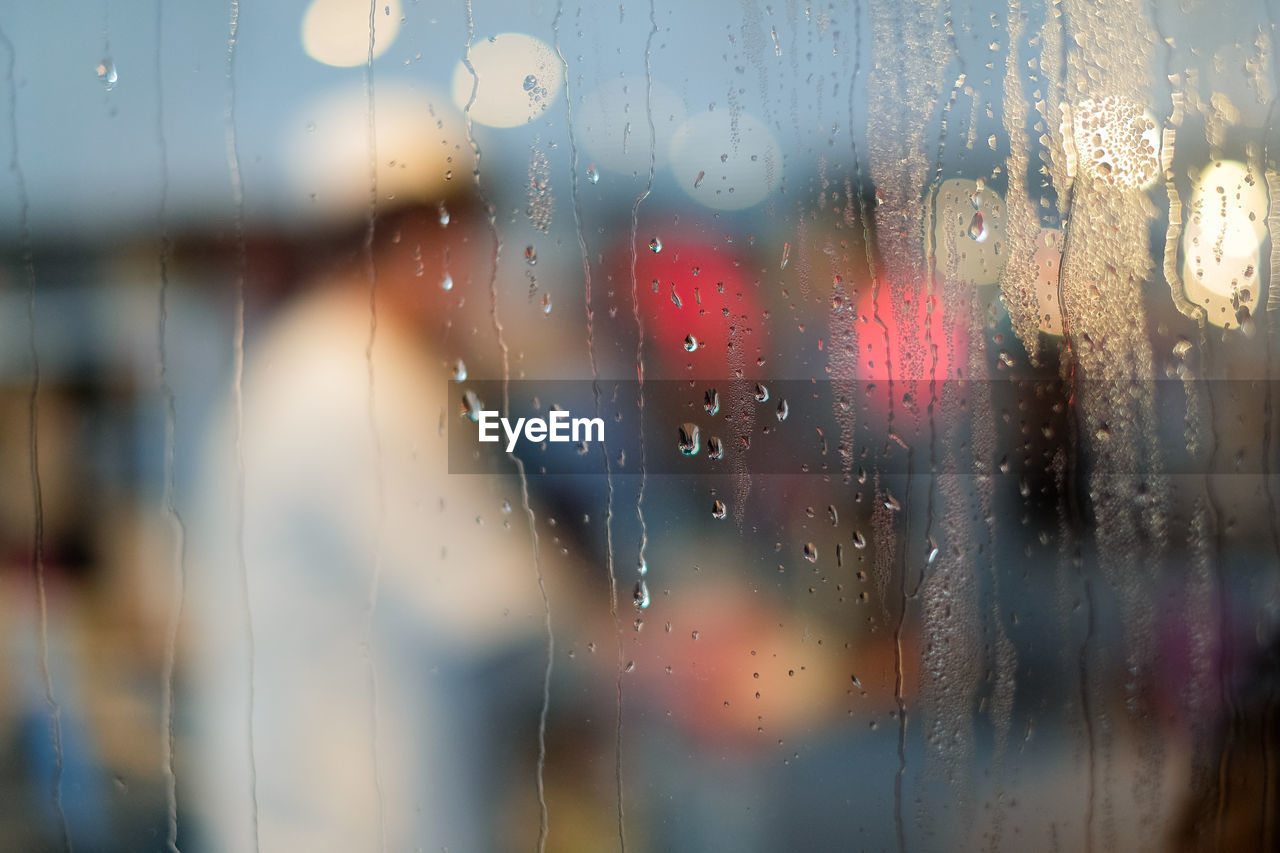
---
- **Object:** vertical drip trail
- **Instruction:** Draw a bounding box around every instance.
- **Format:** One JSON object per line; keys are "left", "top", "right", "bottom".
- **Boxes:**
{"left": 864, "top": 0, "right": 949, "bottom": 837}
{"left": 460, "top": 5, "right": 554, "bottom": 849}
{"left": 865, "top": 24, "right": 899, "bottom": 832}
{"left": 834, "top": 0, "right": 870, "bottom": 483}
{"left": 1055, "top": 176, "right": 1095, "bottom": 853}
{"left": 0, "top": 26, "right": 72, "bottom": 853}
{"left": 1194, "top": 331, "right": 1236, "bottom": 853}
{"left": 891, "top": 460, "right": 913, "bottom": 853}
{"left": 1047, "top": 0, "right": 1094, "bottom": 832}
{"left": 1039, "top": 6, "right": 1100, "bottom": 835}
{"left": 864, "top": 12, "right": 906, "bottom": 839}
{"left": 1054, "top": 166, "right": 1106, "bottom": 838}
{"left": 550, "top": 8, "right": 627, "bottom": 849}
{"left": 360, "top": 4, "right": 387, "bottom": 850}
{"left": 222, "top": 4, "right": 260, "bottom": 850}
{"left": 628, "top": 0, "right": 659, "bottom": 590}
{"left": 1058, "top": 0, "right": 1168, "bottom": 838}
{"left": 1258, "top": 62, "right": 1280, "bottom": 852}
{"left": 153, "top": 3, "right": 186, "bottom": 850}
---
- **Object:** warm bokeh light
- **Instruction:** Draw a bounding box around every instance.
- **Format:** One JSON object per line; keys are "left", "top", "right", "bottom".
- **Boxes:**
{"left": 450, "top": 33, "right": 562, "bottom": 129}
{"left": 286, "top": 85, "right": 469, "bottom": 220}
{"left": 301, "top": 0, "right": 402, "bottom": 68}
{"left": 1068, "top": 96, "right": 1161, "bottom": 190}
{"left": 1181, "top": 160, "right": 1266, "bottom": 330}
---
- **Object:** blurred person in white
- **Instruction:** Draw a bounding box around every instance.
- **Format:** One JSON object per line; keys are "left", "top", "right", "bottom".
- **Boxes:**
{"left": 185, "top": 87, "right": 558, "bottom": 852}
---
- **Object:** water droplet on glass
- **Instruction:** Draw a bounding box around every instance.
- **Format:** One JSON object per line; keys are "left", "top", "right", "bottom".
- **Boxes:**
{"left": 440, "top": 273, "right": 454, "bottom": 291}
{"left": 970, "top": 190, "right": 982, "bottom": 209}
{"left": 704, "top": 388, "right": 720, "bottom": 415}
{"left": 649, "top": 237, "right": 663, "bottom": 253}
{"left": 780, "top": 241, "right": 791, "bottom": 270}
{"left": 452, "top": 359, "right": 467, "bottom": 381}
{"left": 677, "top": 423, "right": 701, "bottom": 456}
{"left": 694, "top": 169, "right": 706, "bottom": 188}
{"left": 852, "top": 530, "right": 867, "bottom": 549}
{"left": 754, "top": 383, "right": 769, "bottom": 403}
{"left": 670, "top": 284, "right": 682, "bottom": 308}
{"left": 827, "top": 505, "right": 838, "bottom": 526}
{"left": 968, "top": 211, "right": 988, "bottom": 242}
{"left": 803, "top": 542, "right": 818, "bottom": 562}
{"left": 523, "top": 74, "right": 537, "bottom": 91}
{"left": 712, "top": 499, "right": 727, "bottom": 519}
{"left": 926, "top": 536, "right": 939, "bottom": 564}
{"left": 96, "top": 58, "right": 118, "bottom": 90}
{"left": 461, "top": 390, "right": 484, "bottom": 422}
{"left": 1237, "top": 305, "right": 1256, "bottom": 338}
{"left": 707, "top": 436, "right": 724, "bottom": 459}
{"left": 525, "top": 245, "right": 537, "bottom": 265}
{"left": 884, "top": 494, "right": 900, "bottom": 511}
{"left": 438, "top": 203, "right": 450, "bottom": 226}
{"left": 633, "top": 579, "right": 650, "bottom": 609}
{"left": 541, "top": 293, "right": 553, "bottom": 314}
{"left": 586, "top": 163, "right": 600, "bottom": 184}
{"left": 776, "top": 399, "right": 789, "bottom": 421}
{"left": 683, "top": 334, "right": 698, "bottom": 352}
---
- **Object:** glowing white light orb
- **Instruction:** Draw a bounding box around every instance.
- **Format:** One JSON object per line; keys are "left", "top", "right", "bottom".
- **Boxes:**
{"left": 302, "top": 0, "right": 401, "bottom": 68}
{"left": 1181, "top": 160, "right": 1266, "bottom": 330}
{"left": 1068, "top": 96, "right": 1161, "bottom": 190}
{"left": 450, "top": 33, "right": 562, "bottom": 129}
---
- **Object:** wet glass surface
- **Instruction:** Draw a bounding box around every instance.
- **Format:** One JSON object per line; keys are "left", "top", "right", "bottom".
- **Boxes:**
{"left": 0, "top": 1, "right": 1279, "bottom": 850}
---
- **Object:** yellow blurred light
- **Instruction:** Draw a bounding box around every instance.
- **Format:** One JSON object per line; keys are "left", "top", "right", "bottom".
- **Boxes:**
{"left": 302, "top": 0, "right": 402, "bottom": 68}
{"left": 1068, "top": 96, "right": 1161, "bottom": 191}
{"left": 286, "top": 85, "right": 469, "bottom": 222}
{"left": 450, "top": 33, "right": 562, "bottom": 129}
{"left": 1181, "top": 160, "right": 1266, "bottom": 330}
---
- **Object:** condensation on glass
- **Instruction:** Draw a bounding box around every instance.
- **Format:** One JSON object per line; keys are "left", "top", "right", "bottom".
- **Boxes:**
{"left": 0, "top": 0, "right": 1276, "bottom": 851}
